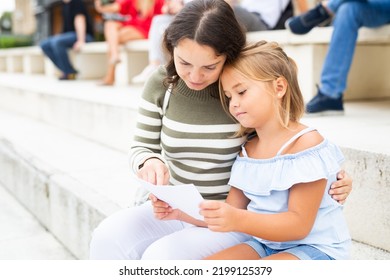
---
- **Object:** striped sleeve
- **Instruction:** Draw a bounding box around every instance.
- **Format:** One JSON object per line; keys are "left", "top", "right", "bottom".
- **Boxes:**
{"left": 129, "top": 67, "right": 168, "bottom": 174}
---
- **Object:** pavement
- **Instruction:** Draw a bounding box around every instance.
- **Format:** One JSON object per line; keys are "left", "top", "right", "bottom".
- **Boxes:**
{"left": 0, "top": 184, "right": 75, "bottom": 260}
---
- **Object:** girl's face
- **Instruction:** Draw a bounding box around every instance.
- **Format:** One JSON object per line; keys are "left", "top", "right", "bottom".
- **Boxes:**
{"left": 174, "top": 38, "right": 226, "bottom": 91}
{"left": 221, "top": 67, "right": 277, "bottom": 129}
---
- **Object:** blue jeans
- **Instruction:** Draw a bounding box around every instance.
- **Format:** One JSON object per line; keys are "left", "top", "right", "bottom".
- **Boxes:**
{"left": 40, "top": 32, "right": 94, "bottom": 75}
{"left": 320, "top": 0, "right": 390, "bottom": 97}
{"left": 245, "top": 239, "right": 334, "bottom": 260}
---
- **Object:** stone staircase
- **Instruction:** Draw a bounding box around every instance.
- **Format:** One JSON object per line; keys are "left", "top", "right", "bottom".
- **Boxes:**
{"left": 0, "top": 72, "right": 389, "bottom": 260}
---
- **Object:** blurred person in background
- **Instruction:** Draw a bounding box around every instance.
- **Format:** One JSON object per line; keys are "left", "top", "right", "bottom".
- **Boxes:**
{"left": 94, "top": 0, "right": 164, "bottom": 86}
{"left": 286, "top": 0, "right": 390, "bottom": 115}
{"left": 40, "top": 0, "right": 94, "bottom": 80}
{"left": 132, "top": 0, "right": 309, "bottom": 84}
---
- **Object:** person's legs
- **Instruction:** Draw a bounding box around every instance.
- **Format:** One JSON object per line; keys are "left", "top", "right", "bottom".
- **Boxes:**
{"left": 132, "top": 15, "right": 174, "bottom": 84}
{"left": 99, "top": 21, "right": 145, "bottom": 85}
{"left": 40, "top": 32, "right": 78, "bottom": 75}
{"left": 148, "top": 14, "right": 174, "bottom": 64}
{"left": 40, "top": 37, "right": 61, "bottom": 70}
{"left": 286, "top": 0, "right": 367, "bottom": 35}
{"left": 89, "top": 201, "right": 186, "bottom": 259}
{"left": 232, "top": 6, "right": 269, "bottom": 32}
{"left": 98, "top": 21, "right": 123, "bottom": 85}
{"left": 306, "top": 1, "right": 390, "bottom": 114}
{"left": 320, "top": 1, "right": 390, "bottom": 97}
{"left": 141, "top": 225, "right": 250, "bottom": 260}
{"left": 49, "top": 32, "right": 79, "bottom": 75}
{"left": 203, "top": 243, "right": 259, "bottom": 260}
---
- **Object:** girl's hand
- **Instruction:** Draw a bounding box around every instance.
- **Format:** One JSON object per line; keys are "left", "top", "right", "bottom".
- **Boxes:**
{"left": 137, "top": 158, "right": 170, "bottom": 186}
{"left": 329, "top": 170, "right": 352, "bottom": 204}
{"left": 200, "top": 200, "right": 238, "bottom": 232}
{"left": 150, "top": 194, "right": 181, "bottom": 220}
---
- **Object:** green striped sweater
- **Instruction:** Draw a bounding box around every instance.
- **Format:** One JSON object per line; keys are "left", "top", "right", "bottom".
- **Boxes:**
{"left": 129, "top": 66, "right": 245, "bottom": 199}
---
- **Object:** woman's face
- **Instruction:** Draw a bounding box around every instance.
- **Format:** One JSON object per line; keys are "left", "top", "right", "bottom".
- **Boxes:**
{"left": 174, "top": 38, "right": 226, "bottom": 91}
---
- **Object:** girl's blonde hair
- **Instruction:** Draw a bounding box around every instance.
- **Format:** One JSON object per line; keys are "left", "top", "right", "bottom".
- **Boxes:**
{"left": 219, "top": 40, "right": 304, "bottom": 137}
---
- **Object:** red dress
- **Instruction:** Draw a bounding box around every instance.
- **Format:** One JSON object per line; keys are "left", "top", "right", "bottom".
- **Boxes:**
{"left": 116, "top": 0, "right": 164, "bottom": 38}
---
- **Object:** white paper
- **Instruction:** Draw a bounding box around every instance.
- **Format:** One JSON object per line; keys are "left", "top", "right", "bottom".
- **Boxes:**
{"left": 135, "top": 177, "right": 204, "bottom": 220}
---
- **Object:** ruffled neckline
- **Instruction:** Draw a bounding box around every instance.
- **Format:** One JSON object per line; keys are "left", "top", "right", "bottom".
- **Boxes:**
{"left": 229, "top": 139, "right": 344, "bottom": 195}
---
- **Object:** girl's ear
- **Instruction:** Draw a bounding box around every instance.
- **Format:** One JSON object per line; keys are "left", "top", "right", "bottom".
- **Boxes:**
{"left": 274, "top": 77, "right": 287, "bottom": 99}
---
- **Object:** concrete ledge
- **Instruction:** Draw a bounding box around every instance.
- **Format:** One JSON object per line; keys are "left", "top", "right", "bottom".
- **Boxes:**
{"left": 0, "top": 111, "right": 138, "bottom": 259}
{"left": 0, "top": 40, "right": 150, "bottom": 85}
{"left": 0, "top": 46, "right": 45, "bottom": 75}
{"left": 0, "top": 73, "right": 142, "bottom": 153}
{"left": 71, "top": 40, "right": 149, "bottom": 84}
{"left": 2, "top": 24, "right": 390, "bottom": 93}
{"left": 342, "top": 148, "right": 390, "bottom": 252}
{"left": 247, "top": 25, "right": 390, "bottom": 45}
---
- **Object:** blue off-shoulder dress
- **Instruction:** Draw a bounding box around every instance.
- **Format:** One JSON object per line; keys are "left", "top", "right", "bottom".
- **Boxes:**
{"left": 229, "top": 127, "right": 351, "bottom": 260}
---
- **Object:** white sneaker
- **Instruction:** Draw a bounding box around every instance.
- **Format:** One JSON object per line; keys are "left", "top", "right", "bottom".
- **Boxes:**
{"left": 132, "top": 64, "right": 159, "bottom": 84}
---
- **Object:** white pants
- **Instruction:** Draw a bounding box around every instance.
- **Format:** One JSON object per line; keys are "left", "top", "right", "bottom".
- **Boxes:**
{"left": 89, "top": 201, "right": 250, "bottom": 259}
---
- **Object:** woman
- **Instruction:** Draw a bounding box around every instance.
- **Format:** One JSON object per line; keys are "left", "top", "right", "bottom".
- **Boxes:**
{"left": 89, "top": 0, "right": 352, "bottom": 260}
{"left": 94, "top": 0, "right": 164, "bottom": 85}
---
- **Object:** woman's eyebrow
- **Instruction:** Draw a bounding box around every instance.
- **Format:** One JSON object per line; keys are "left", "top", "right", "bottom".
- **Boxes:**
{"left": 176, "top": 55, "right": 224, "bottom": 67}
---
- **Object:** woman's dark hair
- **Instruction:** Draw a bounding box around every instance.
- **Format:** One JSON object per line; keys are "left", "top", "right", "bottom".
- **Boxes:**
{"left": 162, "top": 0, "right": 246, "bottom": 86}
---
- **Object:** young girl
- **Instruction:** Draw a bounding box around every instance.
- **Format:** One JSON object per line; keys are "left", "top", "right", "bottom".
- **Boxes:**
{"left": 200, "top": 41, "right": 351, "bottom": 260}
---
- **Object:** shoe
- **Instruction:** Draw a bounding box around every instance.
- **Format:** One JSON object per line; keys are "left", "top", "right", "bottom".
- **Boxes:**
{"left": 285, "top": 4, "right": 332, "bottom": 35}
{"left": 131, "top": 64, "right": 159, "bottom": 84}
{"left": 59, "top": 72, "right": 77, "bottom": 80}
{"left": 305, "top": 90, "right": 344, "bottom": 116}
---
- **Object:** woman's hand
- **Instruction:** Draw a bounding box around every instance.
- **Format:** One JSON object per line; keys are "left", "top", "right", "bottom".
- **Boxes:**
{"left": 137, "top": 158, "right": 170, "bottom": 186}
{"left": 150, "top": 193, "right": 181, "bottom": 220}
{"left": 329, "top": 170, "right": 353, "bottom": 204}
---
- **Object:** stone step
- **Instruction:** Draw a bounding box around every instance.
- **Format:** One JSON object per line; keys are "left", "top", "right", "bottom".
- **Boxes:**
{"left": 0, "top": 73, "right": 390, "bottom": 259}
{"left": 0, "top": 110, "right": 139, "bottom": 259}
{"left": 0, "top": 73, "right": 142, "bottom": 153}
{"left": 0, "top": 184, "right": 75, "bottom": 260}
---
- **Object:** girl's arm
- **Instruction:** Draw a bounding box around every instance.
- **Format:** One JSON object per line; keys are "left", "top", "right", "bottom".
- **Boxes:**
{"left": 201, "top": 179, "right": 326, "bottom": 241}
